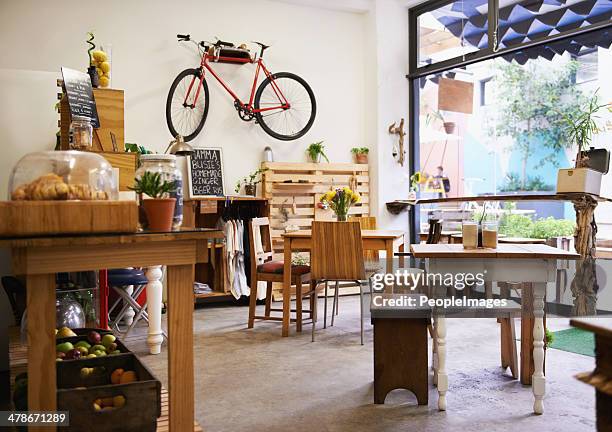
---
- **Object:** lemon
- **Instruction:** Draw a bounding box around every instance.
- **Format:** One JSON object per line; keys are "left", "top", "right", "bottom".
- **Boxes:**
{"left": 99, "top": 76, "right": 110, "bottom": 87}
{"left": 96, "top": 67, "right": 103, "bottom": 77}
{"left": 100, "top": 61, "right": 110, "bottom": 73}
{"left": 92, "top": 50, "right": 107, "bottom": 62}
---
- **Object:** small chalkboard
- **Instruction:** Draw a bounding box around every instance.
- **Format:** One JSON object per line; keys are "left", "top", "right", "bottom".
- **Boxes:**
{"left": 61, "top": 67, "right": 100, "bottom": 128}
{"left": 188, "top": 147, "right": 225, "bottom": 197}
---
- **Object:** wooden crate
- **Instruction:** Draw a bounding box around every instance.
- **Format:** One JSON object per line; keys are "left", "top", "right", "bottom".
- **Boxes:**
{"left": 57, "top": 353, "right": 161, "bottom": 432}
{"left": 8, "top": 327, "right": 203, "bottom": 432}
{"left": 60, "top": 88, "right": 125, "bottom": 153}
{"left": 261, "top": 162, "right": 370, "bottom": 255}
{"left": 0, "top": 201, "right": 138, "bottom": 236}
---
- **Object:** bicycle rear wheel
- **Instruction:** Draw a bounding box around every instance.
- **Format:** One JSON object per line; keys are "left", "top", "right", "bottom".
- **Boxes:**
{"left": 166, "top": 68, "right": 210, "bottom": 142}
{"left": 254, "top": 72, "right": 316, "bottom": 141}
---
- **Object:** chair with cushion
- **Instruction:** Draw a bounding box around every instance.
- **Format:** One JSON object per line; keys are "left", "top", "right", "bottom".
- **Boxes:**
{"left": 311, "top": 221, "right": 367, "bottom": 344}
{"left": 247, "top": 217, "right": 316, "bottom": 333}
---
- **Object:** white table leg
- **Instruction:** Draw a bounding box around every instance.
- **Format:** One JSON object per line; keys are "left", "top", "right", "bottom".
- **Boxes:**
{"left": 532, "top": 282, "right": 546, "bottom": 414}
{"left": 434, "top": 315, "right": 448, "bottom": 410}
{"left": 146, "top": 265, "right": 164, "bottom": 355}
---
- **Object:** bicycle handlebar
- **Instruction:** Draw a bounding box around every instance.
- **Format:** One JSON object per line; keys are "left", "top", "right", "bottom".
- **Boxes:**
{"left": 177, "top": 34, "right": 190, "bottom": 41}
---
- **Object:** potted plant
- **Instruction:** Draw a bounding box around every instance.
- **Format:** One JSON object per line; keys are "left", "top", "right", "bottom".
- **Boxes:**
{"left": 306, "top": 141, "right": 329, "bottom": 163}
{"left": 351, "top": 147, "right": 369, "bottom": 164}
{"left": 427, "top": 110, "right": 455, "bottom": 135}
{"left": 319, "top": 187, "right": 360, "bottom": 221}
{"left": 234, "top": 167, "right": 268, "bottom": 196}
{"left": 557, "top": 91, "right": 610, "bottom": 195}
{"left": 130, "top": 171, "right": 177, "bottom": 232}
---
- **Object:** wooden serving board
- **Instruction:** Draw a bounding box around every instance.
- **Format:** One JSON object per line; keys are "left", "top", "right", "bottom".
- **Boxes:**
{"left": 0, "top": 201, "right": 138, "bottom": 237}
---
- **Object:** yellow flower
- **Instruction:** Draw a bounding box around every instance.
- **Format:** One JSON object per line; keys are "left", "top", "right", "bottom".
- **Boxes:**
{"left": 352, "top": 191, "right": 361, "bottom": 203}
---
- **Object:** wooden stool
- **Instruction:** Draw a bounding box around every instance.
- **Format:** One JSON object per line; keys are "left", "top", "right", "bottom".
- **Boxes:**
{"left": 373, "top": 317, "right": 429, "bottom": 405}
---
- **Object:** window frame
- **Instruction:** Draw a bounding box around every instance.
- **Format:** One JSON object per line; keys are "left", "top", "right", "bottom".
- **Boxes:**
{"left": 406, "top": 0, "right": 611, "bottom": 243}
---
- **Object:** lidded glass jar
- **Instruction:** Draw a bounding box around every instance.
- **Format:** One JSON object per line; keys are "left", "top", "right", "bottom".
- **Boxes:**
{"left": 70, "top": 115, "right": 93, "bottom": 150}
{"left": 9, "top": 151, "right": 117, "bottom": 201}
{"left": 136, "top": 154, "right": 183, "bottom": 230}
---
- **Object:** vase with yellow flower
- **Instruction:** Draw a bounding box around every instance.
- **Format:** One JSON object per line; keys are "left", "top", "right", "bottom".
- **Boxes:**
{"left": 320, "top": 187, "right": 361, "bottom": 221}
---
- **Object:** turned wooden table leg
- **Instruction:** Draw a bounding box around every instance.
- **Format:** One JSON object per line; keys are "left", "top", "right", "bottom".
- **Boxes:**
{"left": 532, "top": 282, "right": 546, "bottom": 414}
{"left": 146, "top": 265, "right": 164, "bottom": 355}
{"left": 27, "top": 273, "right": 57, "bottom": 432}
{"left": 434, "top": 315, "right": 448, "bottom": 410}
{"left": 167, "top": 264, "right": 195, "bottom": 431}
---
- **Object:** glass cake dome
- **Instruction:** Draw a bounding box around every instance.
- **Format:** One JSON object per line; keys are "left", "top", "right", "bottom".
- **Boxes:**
{"left": 9, "top": 151, "right": 118, "bottom": 201}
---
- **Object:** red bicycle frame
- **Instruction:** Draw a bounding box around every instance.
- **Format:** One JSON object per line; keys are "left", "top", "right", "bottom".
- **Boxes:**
{"left": 183, "top": 50, "right": 290, "bottom": 113}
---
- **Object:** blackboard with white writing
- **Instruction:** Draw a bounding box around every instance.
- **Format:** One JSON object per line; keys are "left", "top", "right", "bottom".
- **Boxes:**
{"left": 188, "top": 148, "right": 225, "bottom": 197}
{"left": 61, "top": 67, "right": 100, "bottom": 128}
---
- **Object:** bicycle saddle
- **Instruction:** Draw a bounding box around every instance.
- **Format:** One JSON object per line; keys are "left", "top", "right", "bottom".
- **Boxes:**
{"left": 253, "top": 41, "right": 270, "bottom": 50}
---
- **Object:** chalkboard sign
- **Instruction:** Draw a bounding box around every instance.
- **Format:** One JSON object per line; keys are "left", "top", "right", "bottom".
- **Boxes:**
{"left": 61, "top": 67, "right": 100, "bottom": 128}
{"left": 188, "top": 148, "right": 225, "bottom": 197}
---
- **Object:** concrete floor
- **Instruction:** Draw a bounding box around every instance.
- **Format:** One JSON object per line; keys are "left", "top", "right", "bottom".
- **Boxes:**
{"left": 124, "top": 296, "right": 598, "bottom": 432}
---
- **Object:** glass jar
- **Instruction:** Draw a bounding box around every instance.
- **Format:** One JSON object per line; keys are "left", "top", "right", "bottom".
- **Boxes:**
{"left": 482, "top": 221, "right": 498, "bottom": 249}
{"left": 9, "top": 151, "right": 117, "bottom": 200}
{"left": 70, "top": 115, "right": 93, "bottom": 150}
{"left": 462, "top": 221, "right": 478, "bottom": 249}
{"left": 136, "top": 154, "right": 183, "bottom": 230}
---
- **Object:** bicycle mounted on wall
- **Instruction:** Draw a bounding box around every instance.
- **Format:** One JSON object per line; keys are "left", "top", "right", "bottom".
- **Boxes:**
{"left": 166, "top": 35, "right": 317, "bottom": 141}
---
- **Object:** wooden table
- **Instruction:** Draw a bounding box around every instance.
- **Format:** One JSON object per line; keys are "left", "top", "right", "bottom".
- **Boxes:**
{"left": 281, "top": 229, "right": 405, "bottom": 337}
{"left": 1, "top": 229, "right": 223, "bottom": 432}
{"left": 411, "top": 243, "right": 579, "bottom": 414}
{"left": 571, "top": 318, "right": 612, "bottom": 431}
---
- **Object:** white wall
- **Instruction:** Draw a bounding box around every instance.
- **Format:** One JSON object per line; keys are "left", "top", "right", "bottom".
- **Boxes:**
{"left": 0, "top": 0, "right": 368, "bottom": 192}
{"left": 367, "top": 0, "right": 412, "bottom": 232}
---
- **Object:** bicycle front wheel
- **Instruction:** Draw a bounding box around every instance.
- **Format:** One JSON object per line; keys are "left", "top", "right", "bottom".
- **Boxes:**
{"left": 166, "top": 68, "right": 210, "bottom": 142}
{"left": 254, "top": 72, "right": 316, "bottom": 141}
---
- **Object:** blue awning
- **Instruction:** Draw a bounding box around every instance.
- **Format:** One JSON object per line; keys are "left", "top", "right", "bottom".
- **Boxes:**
{"left": 432, "top": 0, "right": 612, "bottom": 61}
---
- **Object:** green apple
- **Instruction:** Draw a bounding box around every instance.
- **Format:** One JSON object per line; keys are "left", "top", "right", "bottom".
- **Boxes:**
{"left": 101, "top": 334, "right": 116, "bottom": 348}
{"left": 93, "top": 350, "right": 107, "bottom": 357}
{"left": 56, "top": 342, "right": 74, "bottom": 353}
{"left": 74, "top": 341, "right": 91, "bottom": 350}
{"left": 90, "top": 345, "right": 106, "bottom": 354}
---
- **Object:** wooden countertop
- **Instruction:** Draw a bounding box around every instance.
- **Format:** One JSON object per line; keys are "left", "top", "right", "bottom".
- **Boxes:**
{"left": 282, "top": 229, "right": 404, "bottom": 239}
{"left": 410, "top": 243, "right": 580, "bottom": 259}
{"left": 0, "top": 228, "right": 224, "bottom": 248}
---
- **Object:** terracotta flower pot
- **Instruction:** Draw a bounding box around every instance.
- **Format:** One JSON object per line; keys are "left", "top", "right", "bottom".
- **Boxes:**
{"left": 142, "top": 198, "right": 176, "bottom": 232}
{"left": 443, "top": 122, "right": 456, "bottom": 134}
{"left": 355, "top": 154, "right": 368, "bottom": 164}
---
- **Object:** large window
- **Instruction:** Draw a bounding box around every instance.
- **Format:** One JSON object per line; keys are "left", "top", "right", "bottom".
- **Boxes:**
{"left": 408, "top": 0, "right": 612, "bottom": 240}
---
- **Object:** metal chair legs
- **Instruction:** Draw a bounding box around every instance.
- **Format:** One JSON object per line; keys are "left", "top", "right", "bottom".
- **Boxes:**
{"left": 331, "top": 281, "right": 339, "bottom": 326}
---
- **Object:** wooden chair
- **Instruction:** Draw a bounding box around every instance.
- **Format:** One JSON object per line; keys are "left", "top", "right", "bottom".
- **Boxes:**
{"left": 310, "top": 221, "right": 366, "bottom": 343}
{"left": 247, "top": 217, "right": 316, "bottom": 333}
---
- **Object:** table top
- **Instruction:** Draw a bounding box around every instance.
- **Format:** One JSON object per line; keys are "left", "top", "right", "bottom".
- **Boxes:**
{"left": 410, "top": 243, "right": 580, "bottom": 259}
{"left": 283, "top": 229, "right": 404, "bottom": 240}
{"left": 0, "top": 228, "right": 224, "bottom": 248}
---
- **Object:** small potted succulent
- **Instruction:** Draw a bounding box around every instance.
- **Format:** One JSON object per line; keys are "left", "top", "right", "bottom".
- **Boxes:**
{"left": 235, "top": 167, "right": 268, "bottom": 196}
{"left": 306, "top": 141, "right": 329, "bottom": 163}
{"left": 130, "top": 171, "right": 177, "bottom": 232}
{"left": 351, "top": 147, "right": 369, "bottom": 164}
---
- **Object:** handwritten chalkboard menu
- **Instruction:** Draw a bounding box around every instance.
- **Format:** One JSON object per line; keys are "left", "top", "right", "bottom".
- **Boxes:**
{"left": 61, "top": 67, "right": 100, "bottom": 128}
{"left": 188, "top": 148, "right": 225, "bottom": 197}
